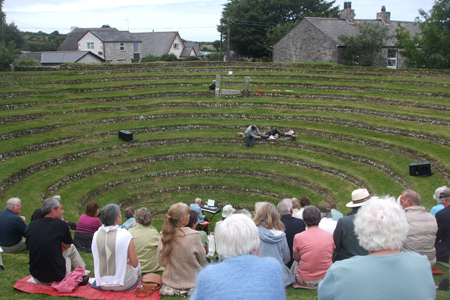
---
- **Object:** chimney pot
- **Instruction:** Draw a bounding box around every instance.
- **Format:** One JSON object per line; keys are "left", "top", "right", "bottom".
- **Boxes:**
{"left": 381, "top": 6, "right": 386, "bottom": 12}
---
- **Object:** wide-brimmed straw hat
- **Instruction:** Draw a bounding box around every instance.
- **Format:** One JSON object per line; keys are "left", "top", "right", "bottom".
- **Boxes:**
{"left": 346, "top": 188, "right": 371, "bottom": 208}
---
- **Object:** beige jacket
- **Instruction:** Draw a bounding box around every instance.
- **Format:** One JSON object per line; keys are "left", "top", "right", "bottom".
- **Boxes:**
{"left": 401, "top": 206, "right": 438, "bottom": 267}
{"left": 157, "top": 226, "right": 207, "bottom": 289}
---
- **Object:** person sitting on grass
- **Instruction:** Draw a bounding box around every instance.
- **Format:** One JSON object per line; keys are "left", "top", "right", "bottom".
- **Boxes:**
{"left": 0, "top": 197, "right": 27, "bottom": 253}
{"left": 245, "top": 125, "right": 261, "bottom": 148}
{"left": 73, "top": 202, "right": 102, "bottom": 253}
{"left": 254, "top": 202, "right": 295, "bottom": 287}
{"left": 157, "top": 202, "right": 207, "bottom": 296}
{"left": 26, "top": 196, "right": 86, "bottom": 284}
{"left": 187, "top": 210, "right": 209, "bottom": 255}
{"left": 190, "top": 214, "right": 285, "bottom": 300}
{"left": 318, "top": 197, "right": 436, "bottom": 300}
{"left": 92, "top": 204, "right": 141, "bottom": 291}
{"left": 293, "top": 206, "right": 335, "bottom": 289}
{"left": 129, "top": 207, "right": 164, "bottom": 274}
{"left": 120, "top": 206, "right": 136, "bottom": 230}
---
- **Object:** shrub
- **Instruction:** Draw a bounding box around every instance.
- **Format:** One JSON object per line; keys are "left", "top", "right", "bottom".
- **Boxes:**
{"left": 160, "top": 54, "right": 178, "bottom": 61}
{"left": 183, "top": 56, "right": 201, "bottom": 61}
{"left": 141, "top": 54, "right": 160, "bottom": 62}
{"left": 15, "top": 58, "right": 41, "bottom": 67}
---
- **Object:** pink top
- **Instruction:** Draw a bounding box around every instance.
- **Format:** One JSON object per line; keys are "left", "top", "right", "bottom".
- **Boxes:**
{"left": 293, "top": 227, "right": 335, "bottom": 281}
{"left": 76, "top": 214, "right": 102, "bottom": 234}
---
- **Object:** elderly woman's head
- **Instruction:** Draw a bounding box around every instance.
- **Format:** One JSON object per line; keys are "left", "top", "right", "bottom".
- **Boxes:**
{"left": 253, "top": 202, "right": 285, "bottom": 231}
{"left": 135, "top": 207, "right": 152, "bottom": 227}
{"left": 434, "top": 186, "right": 447, "bottom": 204}
{"left": 100, "top": 204, "right": 121, "bottom": 226}
{"left": 215, "top": 214, "right": 260, "bottom": 259}
{"left": 354, "top": 196, "right": 408, "bottom": 252}
{"left": 302, "top": 206, "right": 321, "bottom": 227}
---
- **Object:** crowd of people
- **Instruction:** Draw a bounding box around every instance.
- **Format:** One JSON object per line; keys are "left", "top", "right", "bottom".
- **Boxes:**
{"left": 0, "top": 185, "right": 449, "bottom": 298}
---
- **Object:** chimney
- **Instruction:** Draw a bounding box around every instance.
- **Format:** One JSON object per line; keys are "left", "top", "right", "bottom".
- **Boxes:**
{"left": 377, "top": 6, "right": 391, "bottom": 24}
{"left": 339, "top": 2, "right": 355, "bottom": 23}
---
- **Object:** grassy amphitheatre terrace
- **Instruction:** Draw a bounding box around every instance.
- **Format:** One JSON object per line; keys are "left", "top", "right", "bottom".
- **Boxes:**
{"left": 0, "top": 61, "right": 449, "bottom": 299}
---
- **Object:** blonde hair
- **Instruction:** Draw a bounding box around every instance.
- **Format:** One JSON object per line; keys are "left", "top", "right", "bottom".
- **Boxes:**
{"left": 253, "top": 202, "right": 285, "bottom": 231}
{"left": 159, "top": 202, "right": 190, "bottom": 266}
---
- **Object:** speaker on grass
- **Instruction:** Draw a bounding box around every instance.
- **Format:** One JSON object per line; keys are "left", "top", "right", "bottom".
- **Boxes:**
{"left": 119, "top": 130, "right": 133, "bottom": 142}
{"left": 409, "top": 162, "right": 433, "bottom": 177}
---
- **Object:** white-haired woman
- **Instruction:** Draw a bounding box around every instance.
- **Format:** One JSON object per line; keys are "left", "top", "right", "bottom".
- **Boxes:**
{"left": 254, "top": 202, "right": 295, "bottom": 287}
{"left": 318, "top": 197, "right": 436, "bottom": 300}
{"left": 430, "top": 185, "right": 447, "bottom": 216}
{"left": 157, "top": 202, "right": 207, "bottom": 296}
{"left": 92, "top": 204, "right": 141, "bottom": 291}
{"left": 190, "top": 214, "right": 285, "bottom": 300}
{"left": 129, "top": 207, "right": 164, "bottom": 274}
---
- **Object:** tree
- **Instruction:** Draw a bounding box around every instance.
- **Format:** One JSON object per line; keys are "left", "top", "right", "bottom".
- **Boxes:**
{"left": 212, "top": 40, "right": 221, "bottom": 51}
{"left": 0, "top": 0, "right": 23, "bottom": 70}
{"left": 0, "top": 42, "right": 18, "bottom": 71}
{"left": 395, "top": 0, "right": 450, "bottom": 69}
{"left": 339, "top": 22, "right": 392, "bottom": 66}
{"left": 219, "top": 0, "right": 339, "bottom": 59}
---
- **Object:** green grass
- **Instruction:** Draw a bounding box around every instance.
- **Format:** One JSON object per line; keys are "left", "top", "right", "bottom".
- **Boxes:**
{"left": 1, "top": 61, "right": 450, "bottom": 299}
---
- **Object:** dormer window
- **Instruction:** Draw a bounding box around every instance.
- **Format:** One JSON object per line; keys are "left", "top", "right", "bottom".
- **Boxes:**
{"left": 87, "top": 42, "right": 94, "bottom": 50}
{"left": 173, "top": 43, "right": 179, "bottom": 49}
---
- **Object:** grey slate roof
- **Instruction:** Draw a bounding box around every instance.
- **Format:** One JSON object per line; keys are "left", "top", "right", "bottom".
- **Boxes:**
{"left": 306, "top": 17, "right": 421, "bottom": 46}
{"left": 89, "top": 30, "right": 141, "bottom": 43}
{"left": 132, "top": 32, "right": 180, "bottom": 57}
{"left": 20, "top": 51, "right": 104, "bottom": 64}
{"left": 183, "top": 42, "right": 203, "bottom": 57}
{"left": 58, "top": 27, "right": 119, "bottom": 51}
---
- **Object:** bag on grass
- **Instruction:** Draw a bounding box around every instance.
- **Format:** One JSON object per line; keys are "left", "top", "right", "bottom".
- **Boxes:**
{"left": 134, "top": 273, "right": 162, "bottom": 298}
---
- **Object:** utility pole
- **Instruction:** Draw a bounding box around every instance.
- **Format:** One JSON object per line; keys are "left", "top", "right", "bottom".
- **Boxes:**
{"left": 219, "top": 28, "right": 223, "bottom": 62}
{"left": 227, "top": 18, "right": 230, "bottom": 62}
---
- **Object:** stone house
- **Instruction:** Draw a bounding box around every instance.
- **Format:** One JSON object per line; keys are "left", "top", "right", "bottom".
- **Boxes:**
{"left": 273, "top": 3, "right": 421, "bottom": 68}
{"left": 78, "top": 30, "right": 142, "bottom": 63}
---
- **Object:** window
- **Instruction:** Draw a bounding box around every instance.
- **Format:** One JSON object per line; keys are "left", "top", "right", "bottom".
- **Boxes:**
{"left": 387, "top": 49, "right": 397, "bottom": 69}
{"left": 133, "top": 42, "right": 139, "bottom": 53}
{"left": 173, "top": 43, "right": 179, "bottom": 49}
{"left": 120, "top": 43, "right": 125, "bottom": 51}
{"left": 87, "top": 42, "right": 94, "bottom": 50}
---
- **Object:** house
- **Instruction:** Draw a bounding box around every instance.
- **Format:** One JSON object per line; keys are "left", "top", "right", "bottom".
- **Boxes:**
{"left": 181, "top": 42, "right": 203, "bottom": 59}
{"left": 78, "top": 30, "right": 142, "bottom": 63}
{"left": 18, "top": 51, "right": 104, "bottom": 66}
{"left": 132, "top": 32, "right": 192, "bottom": 60}
{"left": 273, "top": 3, "right": 421, "bottom": 68}
{"left": 58, "top": 27, "right": 119, "bottom": 51}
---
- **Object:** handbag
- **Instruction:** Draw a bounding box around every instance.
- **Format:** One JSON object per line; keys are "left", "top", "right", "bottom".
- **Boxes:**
{"left": 134, "top": 273, "right": 162, "bottom": 298}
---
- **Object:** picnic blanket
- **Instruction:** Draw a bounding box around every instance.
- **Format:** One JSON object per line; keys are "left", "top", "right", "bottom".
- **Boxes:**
{"left": 14, "top": 275, "right": 161, "bottom": 300}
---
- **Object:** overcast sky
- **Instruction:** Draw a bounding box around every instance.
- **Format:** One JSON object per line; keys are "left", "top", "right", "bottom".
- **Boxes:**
{"left": 4, "top": 0, "right": 434, "bottom": 42}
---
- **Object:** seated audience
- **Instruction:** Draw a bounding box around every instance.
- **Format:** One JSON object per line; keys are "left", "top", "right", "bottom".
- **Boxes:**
{"left": 318, "top": 197, "right": 436, "bottom": 300}
{"left": 293, "top": 206, "right": 335, "bottom": 289}
{"left": 222, "top": 204, "right": 235, "bottom": 220}
{"left": 157, "top": 202, "right": 207, "bottom": 296}
{"left": 436, "top": 188, "right": 450, "bottom": 263}
{"left": 0, "top": 198, "right": 27, "bottom": 253}
{"left": 330, "top": 201, "right": 343, "bottom": 221}
{"left": 187, "top": 210, "right": 209, "bottom": 254}
{"left": 431, "top": 185, "right": 447, "bottom": 216}
{"left": 399, "top": 190, "right": 437, "bottom": 267}
{"left": 190, "top": 214, "right": 285, "bottom": 300}
{"left": 120, "top": 206, "right": 136, "bottom": 230}
{"left": 291, "top": 198, "right": 300, "bottom": 215}
{"left": 26, "top": 196, "right": 85, "bottom": 284}
{"left": 277, "top": 198, "right": 306, "bottom": 268}
{"left": 317, "top": 200, "right": 337, "bottom": 235}
{"left": 333, "top": 188, "right": 369, "bottom": 262}
{"left": 254, "top": 202, "right": 295, "bottom": 287}
{"left": 189, "top": 198, "right": 205, "bottom": 224}
{"left": 129, "top": 207, "right": 164, "bottom": 274}
{"left": 92, "top": 204, "right": 141, "bottom": 291}
{"left": 294, "top": 196, "right": 311, "bottom": 219}
{"left": 73, "top": 202, "right": 102, "bottom": 252}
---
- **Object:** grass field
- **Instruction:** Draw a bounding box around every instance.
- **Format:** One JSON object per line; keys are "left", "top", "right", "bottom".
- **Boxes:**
{"left": 1, "top": 61, "right": 449, "bottom": 299}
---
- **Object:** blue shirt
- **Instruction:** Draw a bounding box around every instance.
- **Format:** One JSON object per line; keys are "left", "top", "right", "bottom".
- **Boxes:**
{"left": 189, "top": 203, "right": 204, "bottom": 224}
{"left": 430, "top": 203, "right": 444, "bottom": 216}
{"left": 331, "top": 209, "right": 344, "bottom": 221}
{"left": 0, "top": 209, "right": 27, "bottom": 247}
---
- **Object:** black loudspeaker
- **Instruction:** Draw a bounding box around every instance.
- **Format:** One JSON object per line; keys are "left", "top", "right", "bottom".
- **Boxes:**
{"left": 119, "top": 130, "right": 133, "bottom": 142}
{"left": 409, "top": 162, "right": 433, "bottom": 177}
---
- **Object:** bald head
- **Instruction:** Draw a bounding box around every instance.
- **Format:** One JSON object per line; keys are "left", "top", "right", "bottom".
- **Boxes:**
{"left": 400, "top": 189, "right": 420, "bottom": 209}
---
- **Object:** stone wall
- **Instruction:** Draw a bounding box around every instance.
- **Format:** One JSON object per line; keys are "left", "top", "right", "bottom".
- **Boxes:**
{"left": 104, "top": 42, "right": 134, "bottom": 63}
{"left": 273, "top": 19, "right": 338, "bottom": 63}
